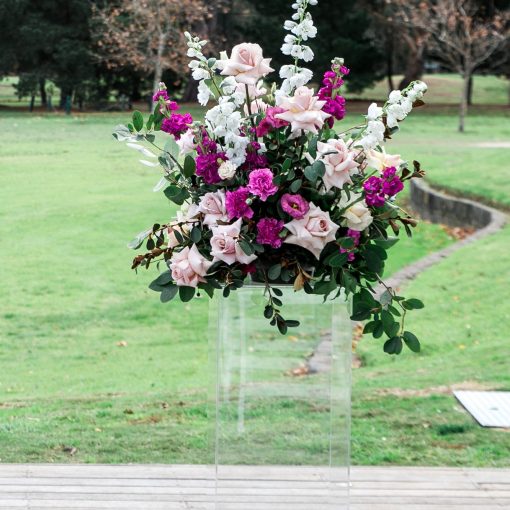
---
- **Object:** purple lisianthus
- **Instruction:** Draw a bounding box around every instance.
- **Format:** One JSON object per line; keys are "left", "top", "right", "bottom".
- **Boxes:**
{"left": 225, "top": 187, "right": 254, "bottom": 220}
{"left": 161, "top": 113, "right": 193, "bottom": 139}
{"left": 382, "top": 166, "right": 404, "bottom": 197}
{"left": 256, "top": 217, "right": 285, "bottom": 249}
{"left": 280, "top": 193, "right": 309, "bottom": 219}
{"left": 247, "top": 168, "right": 278, "bottom": 201}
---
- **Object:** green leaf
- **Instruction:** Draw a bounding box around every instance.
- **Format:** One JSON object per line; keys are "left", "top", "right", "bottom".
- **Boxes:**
{"left": 308, "top": 136, "right": 318, "bottom": 159}
{"left": 375, "top": 237, "right": 400, "bottom": 249}
{"left": 163, "top": 185, "right": 188, "bottom": 206}
{"left": 373, "top": 321, "right": 384, "bottom": 338}
{"left": 132, "top": 111, "right": 144, "bottom": 132}
{"left": 381, "top": 310, "right": 396, "bottom": 336}
{"left": 268, "top": 264, "right": 282, "bottom": 280}
{"left": 183, "top": 155, "right": 196, "bottom": 178}
{"left": 363, "top": 321, "right": 377, "bottom": 334}
{"left": 290, "top": 179, "right": 302, "bottom": 192}
{"left": 380, "top": 289, "right": 393, "bottom": 308}
{"left": 160, "top": 285, "right": 178, "bottom": 303}
{"left": 191, "top": 226, "right": 202, "bottom": 243}
{"left": 272, "top": 288, "right": 283, "bottom": 297}
{"left": 384, "top": 336, "right": 403, "bottom": 355}
{"left": 179, "top": 286, "right": 196, "bottom": 302}
{"left": 282, "top": 158, "right": 292, "bottom": 172}
{"left": 312, "top": 160, "right": 326, "bottom": 178}
{"left": 277, "top": 319, "right": 288, "bottom": 335}
{"left": 327, "top": 252, "right": 348, "bottom": 268}
{"left": 340, "top": 237, "right": 355, "bottom": 249}
{"left": 286, "top": 320, "right": 300, "bottom": 328}
{"left": 304, "top": 165, "right": 317, "bottom": 183}
{"left": 403, "top": 331, "right": 421, "bottom": 352}
{"left": 403, "top": 298, "right": 425, "bottom": 310}
{"left": 363, "top": 250, "right": 384, "bottom": 274}
{"left": 238, "top": 239, "right": 255, "bottom": 256}
{"left": 264, "top": 305, "right": 273, "bottom": 319}
{"left": 149, "top": 271, "right": 173, "bottom": 290}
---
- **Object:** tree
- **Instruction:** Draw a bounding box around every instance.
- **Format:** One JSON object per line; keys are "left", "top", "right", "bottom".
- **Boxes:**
{"left": 232, "top": 0, "right": 385, "bottom": 93}
{"left": 92, "top": 0, "right": 228, "bottom": 106}
{"left": 0, "top": 0, "right": 95, "bottom": 111}
{"left": 390, "top": 0, "right": 510, "bottom": 132}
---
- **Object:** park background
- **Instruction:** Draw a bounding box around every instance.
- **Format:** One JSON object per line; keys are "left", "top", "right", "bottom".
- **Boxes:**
{"left": 0, "top": 0, "right": 509, "bottom": 467}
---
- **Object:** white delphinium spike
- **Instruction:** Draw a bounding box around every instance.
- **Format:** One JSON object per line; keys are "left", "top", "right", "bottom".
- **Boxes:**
{"left": 276, "top": 0, "right": 319, "bottom": 103}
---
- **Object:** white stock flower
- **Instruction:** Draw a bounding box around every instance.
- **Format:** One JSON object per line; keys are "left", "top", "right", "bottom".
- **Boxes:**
{"left": 197, "top": 81, "right": 213, "bottom": 106}
{"left": 367, "top": 102, "right": 383, "bottom": 121}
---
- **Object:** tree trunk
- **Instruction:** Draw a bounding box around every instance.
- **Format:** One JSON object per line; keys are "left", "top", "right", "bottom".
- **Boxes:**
{"left": 386, "top": 29, "right": 395, "bottom": 93}
{"left": 39, "top": 78, "right": 47, "bottom": 106}
{"left": 398, "top": 35, "right": 426, "bottom": 90}
{"left": 29, "top": 95, "right": 35, "bottom": 112}
{"left": 152, "top": 32, "right": 166, "bottom": 111}
{"left": 459, "top": 72, "right": 471, "bottom": 133}
{"left": 467, "top": 75, "right": 474, "bottom": 106}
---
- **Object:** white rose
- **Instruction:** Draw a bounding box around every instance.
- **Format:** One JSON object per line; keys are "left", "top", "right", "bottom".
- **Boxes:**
{"left": 339, "top": 193, "right": 373, "bottom": 232}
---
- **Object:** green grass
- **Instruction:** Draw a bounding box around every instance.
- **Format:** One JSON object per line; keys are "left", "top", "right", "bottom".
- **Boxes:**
{"left": 0, "top": 109, "right": 508, "bottom": 466}
{"left": 347, "top": 73, "right": 509, "bottom": 105}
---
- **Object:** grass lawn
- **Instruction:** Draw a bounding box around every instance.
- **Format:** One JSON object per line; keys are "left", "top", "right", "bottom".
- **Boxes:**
{"left": 347, "top": 73, "right": 509, "bottom": 106}
{"left": 0, "top": 108, "right": 508, "bottom": 466}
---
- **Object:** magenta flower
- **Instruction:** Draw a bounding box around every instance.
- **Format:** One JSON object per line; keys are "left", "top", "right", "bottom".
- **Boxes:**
{"left": 242, "top": 141, "right": 269, "bottom": 170}
{"left": 256, "top": 217, "right": 285, "bottom": 249}
{"left": 247, "top": 168, "right": 278, "bottom": 201}
{"left": 256, "top": 107, "right": 289, "bottom": 137}
{"left": 363, "top": 176, "right": 385, "bottom": 207}
{"left": 225, "top": 187, "right": 254, "bottom": 220}
{"left": 280, "top": 193, "right": 310, "bottom": 219}
{"left": 161, "top": 113, "right": 193, "bottom": 139}
{"left": 382, "top": 166, "right": 404, "bottom": 197}
{"left": 318, "top": 64, "right": 348, "bottom": 127}
{"left": 340, "top": 229, "right": 361, "bottom": 262}
{"left": 195, "top": 134, "right": 225, "bottom": 184}
{"left": 153, "top": 90, "right": 179, "bottom": 112}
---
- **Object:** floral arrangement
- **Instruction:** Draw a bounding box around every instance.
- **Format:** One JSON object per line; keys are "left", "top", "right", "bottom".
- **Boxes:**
{"left": 114, "top": 0, "right": 428, "bottom": 355}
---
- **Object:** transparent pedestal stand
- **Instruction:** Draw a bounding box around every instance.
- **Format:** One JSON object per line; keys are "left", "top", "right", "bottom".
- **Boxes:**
{"left": 208, "top": 285, "right": 351, "bottom": 510}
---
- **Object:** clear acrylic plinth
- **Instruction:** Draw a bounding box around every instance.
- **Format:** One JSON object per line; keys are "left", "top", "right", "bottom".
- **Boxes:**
{"left": 208, "top": 284, "right": 351, "bottom": 510}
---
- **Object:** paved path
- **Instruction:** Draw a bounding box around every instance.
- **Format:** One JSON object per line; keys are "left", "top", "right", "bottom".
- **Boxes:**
{"left": 0, "top": 464, "right": 508, "bottom": 509}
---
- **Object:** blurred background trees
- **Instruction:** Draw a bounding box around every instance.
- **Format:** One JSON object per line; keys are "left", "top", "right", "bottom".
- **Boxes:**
{"left": 0, "top": 0, "right": 508, "bottom": 113}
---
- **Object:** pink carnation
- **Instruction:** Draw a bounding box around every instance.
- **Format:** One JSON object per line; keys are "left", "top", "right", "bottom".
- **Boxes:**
{"left": 247, "top": 168, "right": 278, "bottom": 201}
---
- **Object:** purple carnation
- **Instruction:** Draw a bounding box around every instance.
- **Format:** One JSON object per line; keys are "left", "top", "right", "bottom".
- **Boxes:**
{"left": 382, "top": 166, "right": 404, "bottom": 197}
{"left": 247, "top": 168, "right": 278, "bottom": 201}
{"left": 256, "top": 217, "right": 285, "bottom": 249}
{"left": 225, "top": 187, "right": 254, "bottom": 220}
{"left": 280, "top": 193, "right": 309, "bottom": 219}
{"left": 161, "top": 113, "right": 193, "bottom": 139}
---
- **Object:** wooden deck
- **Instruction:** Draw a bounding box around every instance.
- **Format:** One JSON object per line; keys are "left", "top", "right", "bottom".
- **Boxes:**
{"left": 0, "top": 464, "right": 508, "bottom": 509}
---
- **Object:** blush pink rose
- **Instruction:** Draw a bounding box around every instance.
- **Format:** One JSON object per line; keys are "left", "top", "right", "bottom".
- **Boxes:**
{"left": 210, "top": 219, "right": 258, "bottom": 265}
{"left": 275, "top": 86, "right": 331, "bottom": 135}
{"left": 197, "top": 190, "right": 228, "bottom": 227}
{"left": 316, "top": 138, "right": 359, "bottom": 192}
{"left": 283, "top": 203, "right": 339, "bottom": 259}
{"left": 169, "top": 245, "right": 212, "bottom": 287}
{"left": 365, "top": 148, "right": 403, "bottom": 172}
{"left": 220, "top": 43, "right": 274, "bottom": 85}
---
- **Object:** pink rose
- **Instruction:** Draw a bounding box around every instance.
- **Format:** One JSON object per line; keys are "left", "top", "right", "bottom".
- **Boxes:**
{"left": 316, "top": 138, "right": 359, "bottom": 192}
{"left": 220, "top": 43, "right": 274, "bottom": 85}
{"left": 244, "top": 99, "right": 269, "bottom": 116}
{"left": 197, "top": 190, "right": 228, "bottom": 227}
{"left": 275, "top": 86, "right": 331, "bottom": 135}
{"left": 283, "top": 203, "right": 339, "bottom": 259}
{"left": 210, "top": 219, "right": 258, "bottom": 265}
{"left": 169, "top": 245, "right": 212, "bottom": 287}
